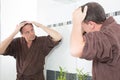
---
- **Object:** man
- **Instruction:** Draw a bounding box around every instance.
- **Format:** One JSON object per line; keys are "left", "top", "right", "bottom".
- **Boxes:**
{"left": 70, "top": 2, "right": 120, "bottom": 80}
{"left": 0, "top": 21, "right": 62, "bottom": 80}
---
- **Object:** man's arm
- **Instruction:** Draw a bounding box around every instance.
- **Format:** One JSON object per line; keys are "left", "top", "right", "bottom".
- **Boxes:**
{"left": 70, "top": 6, "right": 87, "bottom": 57}
{"left": 0, "top": 23, "right": 26, "bottom": 55}
{"left": 31, "top": 21, "right": 62, "bottom": 42}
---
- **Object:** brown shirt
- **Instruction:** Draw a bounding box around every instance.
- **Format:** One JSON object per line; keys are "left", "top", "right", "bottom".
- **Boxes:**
{"left": 81, "top": 17, "right": 120, "bottom": 80}
{"left": 4, "top": 35, "right": 60, "bottom": 80}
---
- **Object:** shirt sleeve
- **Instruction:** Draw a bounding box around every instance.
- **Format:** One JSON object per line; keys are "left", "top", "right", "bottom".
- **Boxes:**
{"left": 3, "top": 38, "right": 18, "bottom": 58}
{"left": 81, "top": 31, "right": 113, "bottom": 62}
{"left": 42, "top": 35, "right": 61, "bottom": 56}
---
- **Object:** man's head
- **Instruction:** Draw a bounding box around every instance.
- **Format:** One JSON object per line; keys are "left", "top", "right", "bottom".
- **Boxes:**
{"left": 81, "top": 2, "right": 106, "bottom": 33}
{"left": 20, "top": 21, "right": 36, "bottom": 42}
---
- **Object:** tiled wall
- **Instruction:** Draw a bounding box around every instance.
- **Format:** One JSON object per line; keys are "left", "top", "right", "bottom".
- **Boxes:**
{"left": 46, "top": 70, "right": 92, "bottom": 80}
{"left": 47, "top": 11, "right": 120, "bottom": 27}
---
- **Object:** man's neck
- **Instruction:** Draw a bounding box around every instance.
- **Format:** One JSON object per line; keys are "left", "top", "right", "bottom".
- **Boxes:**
{"left": 27, "top": 41, "right": 32, "bottom": 48}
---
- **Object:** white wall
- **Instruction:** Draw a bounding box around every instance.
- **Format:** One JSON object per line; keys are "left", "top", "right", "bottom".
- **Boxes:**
{"left": 0, "top": 0, "right": 1, "bottom": 77}
{"left": 0, "top": 0, "right": 120, "bottom": 80}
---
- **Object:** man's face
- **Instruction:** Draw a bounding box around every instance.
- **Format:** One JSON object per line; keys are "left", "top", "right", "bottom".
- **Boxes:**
{"left": 21, "top": 25, "right": 35, "bottom": 42}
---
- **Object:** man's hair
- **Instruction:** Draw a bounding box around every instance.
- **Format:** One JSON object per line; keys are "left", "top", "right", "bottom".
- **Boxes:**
{"left": 20, "top": 21, "right": 33, "bottom": 34}
{"left": 81, "top": 2, "right": 106, "bottom": 24}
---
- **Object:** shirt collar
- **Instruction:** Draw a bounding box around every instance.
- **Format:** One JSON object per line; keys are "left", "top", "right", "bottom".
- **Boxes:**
{"left": 101, "top": 16, "right": 116, "bottom": 30}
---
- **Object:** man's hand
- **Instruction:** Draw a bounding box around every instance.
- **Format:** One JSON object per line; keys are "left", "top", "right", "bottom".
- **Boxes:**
{"left": 14, "top": 22, "right": 27, "bottom": 34}
{"left": 72, "top": 6, "right": 88, "bottom": 25}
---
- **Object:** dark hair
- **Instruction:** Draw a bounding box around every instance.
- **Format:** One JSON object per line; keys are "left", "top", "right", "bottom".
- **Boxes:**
{"left": 81, "top": 2, "right": 106, "bottom": 24}
{"left": 19, "top": 21, "right": 33, "bottom": 34}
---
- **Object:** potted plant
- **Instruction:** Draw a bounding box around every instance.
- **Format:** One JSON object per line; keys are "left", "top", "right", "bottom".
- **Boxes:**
{"left": 57, "top": 66, "right": 67, "bottom": 80}
{"left": 76, "top": 68, "right": 89, "bottom": 80}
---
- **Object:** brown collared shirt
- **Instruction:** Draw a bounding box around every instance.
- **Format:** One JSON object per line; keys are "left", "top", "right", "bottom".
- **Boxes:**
{"left": 82, "top": 17, "right": 120, "bottom": 80}
{"left": 4, "top": 35, "right": 61, "bottom": 80}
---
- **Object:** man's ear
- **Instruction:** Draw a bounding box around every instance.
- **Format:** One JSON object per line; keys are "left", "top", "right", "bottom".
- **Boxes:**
{"left": 88, "top": 21, "right": 96, "bottom": 30}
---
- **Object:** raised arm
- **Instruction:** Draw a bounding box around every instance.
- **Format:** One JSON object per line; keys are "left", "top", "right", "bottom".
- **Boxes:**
{"left": 31, "top": 21, "right": 62, "bottom": 42}
{"left": 70, "top": 6, "right": 87, "bottom": 57}
{"left": 0, "top": 23, "right": 26, "bottom": 55}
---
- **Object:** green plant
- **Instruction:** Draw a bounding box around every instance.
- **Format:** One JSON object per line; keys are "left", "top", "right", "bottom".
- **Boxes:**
{"left": 76, "top": 68, "right": 89, "bottom": 80}
{"left": 57, "top": 66, "right": 67, "bottom": 80}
